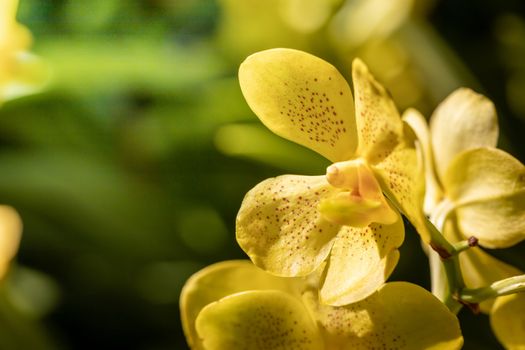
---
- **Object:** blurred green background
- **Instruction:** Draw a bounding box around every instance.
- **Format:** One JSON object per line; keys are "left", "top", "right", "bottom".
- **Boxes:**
{"left": 1, "top": 0, "right": 524, "bottom": 349}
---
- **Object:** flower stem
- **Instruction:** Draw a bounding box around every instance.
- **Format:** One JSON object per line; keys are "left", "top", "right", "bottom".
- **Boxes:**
{"left": 424, "top": 217, "right": 465, "bottom": 313}
{"left": 452, "top": 236, "right": 478, "bottom": 254}
{"left": 459, "top": 274, "right": 525, "bottom": 303}
{"left": 383, "top": 192, "right": 476, "bottom": 313}
{"left": 426, "top": 199, "right": 456, "bottom": 258}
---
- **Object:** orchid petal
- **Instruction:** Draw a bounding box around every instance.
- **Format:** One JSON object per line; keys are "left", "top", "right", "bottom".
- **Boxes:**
{"left": 319, "top": 192, "right": 397, "bottom": 228}
{"left": 402, "top": 108, "right": 444, "bottom": 214}
{"left": 444, "top": 147, "right": 525, "bottom": 205}
{"left": 372, "top": 125, "right": 428, "bottom": 242}
{"left": 443, "top": 147, "right": 525, "bottom": 248}
{"left": 236, "top": 175, "right": 341, "bottom": 276}
{"left": 491, "top": 293, "right": 525, "bottom": 350}
{"left": 430, "top": 88, "right": 499, "bottom": 181}
{"left": 180, "top": 260, "right": 306, "bottom": 349}
{"left": 352, "top": 58, "right": 403, "bottom": 164}
{"left": 239, "top": 48, "right": 358, "bottom": 162}
{"left": 196, "top": 290, "right": 324, "bottom": 350}
{"left": 305, "top": 282, "right": 463, "bottom": 349}
{"left": 456, "top": 190, "right": 525, "bottom": 248}
{"left": 319, "top": 216, "right": 404, "bottom": 305}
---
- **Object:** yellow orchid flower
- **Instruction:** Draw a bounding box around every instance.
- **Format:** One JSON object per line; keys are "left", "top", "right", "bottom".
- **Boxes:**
{"left": 0, "top": 205, "right": 21, "bottom": 279}
{"left": 0, "top": 0, "right": 47, "bottom": 103}
{"left": 236, "top": 48, "right": 427, "bottom": 306}
{"left": 180, "top": 260, "right": 463, "bottom": 350}
{"left": 404, "top": 88, "right": 525, "bottom": 248}
{"left": 404, "top": 88, "right": 525, "bottom": 349}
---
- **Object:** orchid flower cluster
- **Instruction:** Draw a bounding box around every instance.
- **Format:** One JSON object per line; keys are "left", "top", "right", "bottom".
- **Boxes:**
{"left": 181, "top": 49, "right": 525, "bottom": 349}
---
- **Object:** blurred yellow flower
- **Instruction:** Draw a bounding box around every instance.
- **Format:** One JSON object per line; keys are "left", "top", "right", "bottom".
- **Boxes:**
{"left": 216, "top": 0, "right": 341, "bottom": 61}
{"left": 329, "top": 0, "right": 414, "bottom": 50}
{"left": 404, "top": 88, "right": 525, "bottom": 349}
{"left": 0, "top": 205, "right": 21, "bottom": 279}
{"left": 236, "top": 48, "right": 427, "bottom": 305}
{"left": 0, "top": 0, "right": 47, "bottom": 103}
{"left": 180, "top": 260, "right": 463, "bottom": 350}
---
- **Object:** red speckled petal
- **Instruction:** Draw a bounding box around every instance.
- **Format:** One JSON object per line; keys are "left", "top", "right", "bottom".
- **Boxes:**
{"left": 320, "top": 215, "right": 404, "bottom": 306}
{"left": 239, "top": 48, "right": 358, "bottom": 162}
{"left": 180, "top": 260, "right": 307, "bottom": 349}
{"left": 305, "top": 282, "right": 463, "bottom": 349}
{"left": 352, "top": 58, "right": 403, "bottom": 164}
{"left": 196, "top": 290, "right": 324, "bottom": 350}
{"left": 236, "top": 175, "right": 341, "bottom": 277}
{"left": 372, "top": 129, "right": 428, "bottom": 242}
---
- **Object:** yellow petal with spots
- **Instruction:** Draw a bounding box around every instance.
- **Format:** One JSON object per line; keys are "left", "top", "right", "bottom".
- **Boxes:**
{"left": 319, "top": 216, "right": 404, "bottom": 306}
{"left": 491, "top": 293, "right": 525, "bottom": 350}
{"left": 196, "top": 290, "right": 324, "bottom": 350}
{"left": 372, "top": 125, "right": 428, "bottom": 242}
{"left": 430, "top": 88, "right": 499, "bottom": 181}
{"left": 180, "top": 260, "right": 307, "bottom": 350}
{"left": 305, "top": 282, "right": 463, "bottom": 349}
{"left": 236, "top": 175, "right": 342, "bottom": 277}
{"left": 352, "top": 58, "right": 403, "bottom": 164}
{"left": 239, "top": 48, "right": 358, "bottom": 162}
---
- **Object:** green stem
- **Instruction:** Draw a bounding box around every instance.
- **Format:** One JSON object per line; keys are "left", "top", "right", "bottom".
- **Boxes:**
{"left": 426, "top": 199, "right": 457, "bottom": 258}
{"left": 442, "top": 258, "right": 464, "bottom": 314}
{"left": 424, "top": 216, "right": 455, "bottom": 257}
{"left": 451, "top": 236, "right": 479, "bottom": 254}
{"left": 383, "top": 191, "right": 469, "bottom": 313}
{"left": 424, "top": 217, "right": 465, "bottom": 313}
{"left": 460, "top": 274, "right": 525, "bottom": 303}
